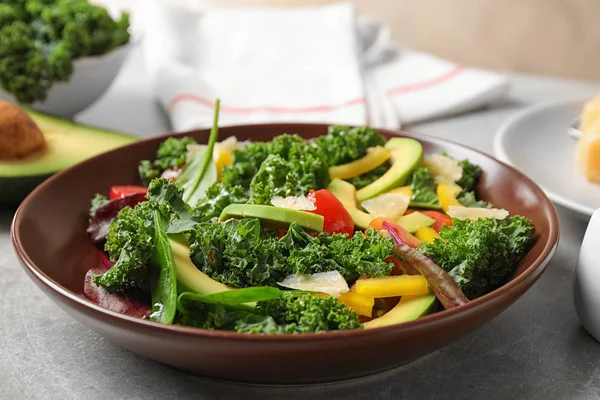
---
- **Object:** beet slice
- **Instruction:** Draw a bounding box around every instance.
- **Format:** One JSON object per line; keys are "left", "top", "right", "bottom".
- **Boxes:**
{"left": 83, "top": 253, "right": 151, "bottom": 319}
{"left": 87, "top": 192, "right": 147, "bottom": 247}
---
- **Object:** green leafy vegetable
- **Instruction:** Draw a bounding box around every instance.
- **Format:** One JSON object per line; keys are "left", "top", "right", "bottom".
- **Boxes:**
{"left": 89, "top": 193, "right": 108, "bottom": 219}
{"left": 138, "top": 137, "right": 197, "bottom": 186}
{"left": 177, "top": 99, "right": 221, "bottom": 206}
{"left": 456, "top": 159, "right": 482, "bottom": 192}
{"left": 409, "top": 168, "right": 441, "bottom": 208}
{"left": 189, "top": 218, "right": 286, "bottom": 288}
{"left": 457, "top": 191, "right": 491, "bottom": 208}
{"left": 193, "top": 182, "right": 250, "bottom": 221}
{"left": 0, "top": 0, "right": 130, "bottom": 104}
{"left": 248, "top": 154, "right": 300, "bottom": 205}
{"left": 179, "top": 291, "right": 362, "bottom": 333}
{"left": 283, "top": 225, "right": 394, "bottom": 281}
{"left": 95, "top": 179, "right": 197, "bottom": 295}
{"left": 251, "top": 291, "right": 362, "bottom": 333}
{"left": 146, "top": 178, "right": 198, "bottom": 233}
{"left": 314, "top": 125, "right": 386, "bottom": 166}
{"left": 222, "top": 134, "right": 329, "bottom": 196}
{"left": 149, "top": 211, "right": 177, "bottom": 324}
{"left": 418, "top": 216, "right": 535, "bottom": 299}
{"left": 179, "top": 286, "right": 285, "bottom": 308}
{"left": 188, "top": 219, "right": 393, "bottom": 288}
{"left": 95, "top": 202, "right": 155, "bottom": 294}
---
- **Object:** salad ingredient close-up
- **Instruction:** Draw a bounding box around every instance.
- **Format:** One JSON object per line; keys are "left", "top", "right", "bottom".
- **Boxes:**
{"left": 0, "top": 0, "right": 130, "bottom": 104}
{"left": 85, "top": 101, "right": 536, "bottom": 334}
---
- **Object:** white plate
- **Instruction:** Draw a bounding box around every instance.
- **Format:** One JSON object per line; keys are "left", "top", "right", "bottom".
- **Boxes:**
{"left": 494, "top": 97, "right": 600, "bottom": 217}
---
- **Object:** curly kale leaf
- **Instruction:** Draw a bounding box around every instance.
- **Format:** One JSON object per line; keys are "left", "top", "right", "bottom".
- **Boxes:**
{"left": 222, "top": 134, "right": 329, "bottom": 194}
{"left": 146, "top": 178, "right": 199, "bottom": 233}
{"left": 314, "top": 125, "right": 387, "bottom": 166}
{"left": 248, "top": 154, "right": 300, "bottom": 205}
{"left": 456, "top": 159, "right": 482, "bottom": 192}
{"left": 95, "top": 179, "right": 197, "bottom": 294}
{"left": 284, "top": 226, "right": 394, "bottom": 281}
{"left": 95, "top": 201, "right": 155, "bottom": 294}
{"left": 189, "top": 220, "right": 393, "bottom": 288}
{"left": 418, "top": 216, "right": 535, "bottom": 299}
{"left": 180, "top": 291, "right": 362, "bottom": 333}
{"left": 409, "top": 168, "right": 441, "bottom": 208}
{"left": 0, "top": 0, "right": 130, "bottom": 103}
{"left": 138, "top": 137, "right": 197, "bottom": 186}
{"left": 193, "top": 182, "right": 249, "bottom": 221}
{"left": 250, "top": 291, "right": 362, "bottom": 333}
{"left": 221, "top": 141, "right": 271, "bottom": 189}
{"left": 457, "top": 191, "right": 491, "bottom": 208}
{"left": 189, "top": 218, "right": 287, "bottom": 288}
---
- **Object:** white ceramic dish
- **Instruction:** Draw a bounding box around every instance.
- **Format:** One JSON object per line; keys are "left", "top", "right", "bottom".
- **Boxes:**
{"left": 0, "top": 43, "right": 132, "bottom": 118}
{"left": 494, "top": 98, "right": 599, "bottom": 217}
{"left": 574, "top": 207, "right": 600, "bottom": 342}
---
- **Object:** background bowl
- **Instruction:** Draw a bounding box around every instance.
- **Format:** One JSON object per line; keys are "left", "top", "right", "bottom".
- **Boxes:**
{"left": 11, "top": 124, "right": 559, "bottom": 385}
{"left": 0, "top": 43, "right": 132, "bottom": 119}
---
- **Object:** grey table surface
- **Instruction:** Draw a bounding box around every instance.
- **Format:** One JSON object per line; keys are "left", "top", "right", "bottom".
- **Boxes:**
{"left": 3, "top": 47, "right": 600, "bottom": 400}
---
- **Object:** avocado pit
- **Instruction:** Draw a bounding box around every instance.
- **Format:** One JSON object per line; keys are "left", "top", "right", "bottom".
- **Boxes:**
{"left": 0, "top": 101, "right": 46, "bottom": 158}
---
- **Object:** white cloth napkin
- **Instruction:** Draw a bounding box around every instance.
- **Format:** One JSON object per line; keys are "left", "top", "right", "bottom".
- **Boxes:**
{"left": 135, "top": 1, "right": 509, "bottom": 132}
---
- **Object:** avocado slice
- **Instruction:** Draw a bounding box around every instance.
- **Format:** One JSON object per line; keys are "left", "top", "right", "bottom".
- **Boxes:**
{"left": 356, "top": 138, "right": 423, "bottom": 202}
{"left": 327, "top": 178, "right": 374, "bottom": 230}
{"left": 219, "top": 203, "right": 324, "bottom": 232}
{"left": 0, "top": 109, "right": 137, "bottom": 204}
{"left": 328, "top": 146, "right": 391, "bottom": 180}
{"left": 169, "top": 237, "right": 232, "bottom": 295}
{"left": 363, "top": 294, "right": 437, "bottom": 329}
{"left": 396, "top": 212, "right": 436, "bottom": 233}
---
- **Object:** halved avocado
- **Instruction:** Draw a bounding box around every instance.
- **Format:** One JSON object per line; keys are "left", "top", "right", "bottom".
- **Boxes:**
{"left": 0, "top": 108, "right": 137, "bottom": 204}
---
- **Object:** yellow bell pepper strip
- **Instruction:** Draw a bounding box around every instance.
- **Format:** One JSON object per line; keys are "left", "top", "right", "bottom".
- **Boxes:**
{"left": 328, "top": 146, "right": 391, "bottom": 180}
{"left": 388, "top": 186, "right": 413, "bottom": 197}
{"left": 355, "top": 275, "right": 430, "bottom": 298}
{"left": 436, "top": 182, "right": 463, "bottom": 212}
{"left": 415, "top": 226, "right": 439, "bottom": 243}
{"left": 338, "top": 292, "right": 375, "bottom": 317}
{"left": 214, "top": 144, "right": 233, "bottom": 180}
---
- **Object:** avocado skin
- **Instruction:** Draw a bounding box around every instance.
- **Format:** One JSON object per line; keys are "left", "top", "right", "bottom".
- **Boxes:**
{"left": 0, "top": 173, "right": 51, "bottom": 206}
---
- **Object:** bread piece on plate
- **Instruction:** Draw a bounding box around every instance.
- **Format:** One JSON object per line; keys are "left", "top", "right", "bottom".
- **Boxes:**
{"left": 580, "top": 94, "right": 600, "bottom": 136}
{"left": 577, "top": 118, "right": 600, "bottom": 183}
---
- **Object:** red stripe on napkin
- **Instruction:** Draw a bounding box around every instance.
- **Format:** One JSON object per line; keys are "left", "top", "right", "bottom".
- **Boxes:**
{"left": 168, "top": 66, "right": 464, "bottom": 115}
{"left": 386, "top": 66, "right": 464, "bottom": 96}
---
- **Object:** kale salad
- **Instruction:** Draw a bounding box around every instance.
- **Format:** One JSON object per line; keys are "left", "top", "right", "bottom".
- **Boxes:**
{"left": 85, "top": 101, "right": 536, "bottom": 334}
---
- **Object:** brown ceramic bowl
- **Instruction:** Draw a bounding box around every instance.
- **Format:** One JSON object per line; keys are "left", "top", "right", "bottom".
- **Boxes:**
{"left": 12, "top": 124, "right": 559, "bottom": 385}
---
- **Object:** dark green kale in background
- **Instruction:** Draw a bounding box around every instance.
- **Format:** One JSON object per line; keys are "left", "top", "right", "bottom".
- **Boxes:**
{"left": 0, "top": 0, "right": 130, "bottom": 103}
